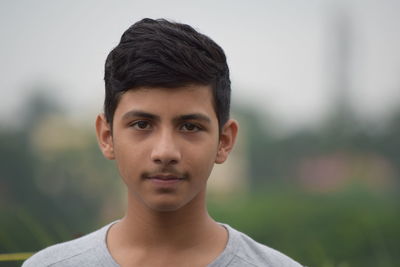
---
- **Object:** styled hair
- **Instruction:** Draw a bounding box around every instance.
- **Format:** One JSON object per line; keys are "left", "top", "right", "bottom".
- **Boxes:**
{"left": 104, "top": 18, "right": 231, "bottom": 129}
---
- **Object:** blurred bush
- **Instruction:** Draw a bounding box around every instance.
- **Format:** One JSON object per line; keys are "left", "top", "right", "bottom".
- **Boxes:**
{"left": 0, "top": 91, "right": 123, "bottom": 267}
{"left": 208, "top": 187, "right": 399, "bottom": 267}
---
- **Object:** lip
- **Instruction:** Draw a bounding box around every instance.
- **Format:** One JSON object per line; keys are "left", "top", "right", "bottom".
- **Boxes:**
{"left": 145, "top": 174, "right": 185, "bottom": 186}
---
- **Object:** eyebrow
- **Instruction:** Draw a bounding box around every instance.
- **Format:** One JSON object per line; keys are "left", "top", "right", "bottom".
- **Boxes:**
{"left": 122, "top": 110, "right": 160, "bottom": 121}
{"left": 121, "top": 110, "right": 211, "bottom": 124}
{"left": 174, "top": 114, "right": 211, "bottom": 124}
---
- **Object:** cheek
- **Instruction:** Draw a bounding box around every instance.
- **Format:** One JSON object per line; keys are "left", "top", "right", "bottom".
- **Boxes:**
{"left": 187, "top": 142, "right": 218, "bottom": 177}
{"left": 113, "top": 139, "right": 146, "bottom": 182}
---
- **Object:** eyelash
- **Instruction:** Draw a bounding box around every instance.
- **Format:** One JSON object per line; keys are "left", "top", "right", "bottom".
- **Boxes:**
{"left": 129, "top": 121, "right": 203, "bottom": 132}
{"left": 180, "top": 123, "right": 203, "bottom": 132}
{"left": 130, "top": 120, "right": 152, "bottom": 130}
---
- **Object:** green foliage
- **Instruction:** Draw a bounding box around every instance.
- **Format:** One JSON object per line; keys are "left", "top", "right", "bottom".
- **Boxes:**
{"left": 0, "top": 127, "right": 120, "bottom": 253}
{"left": 208, "top": 187, "right": 400, "bottom": 267}
{"left": 0, "top": 91, "right": 123, "bottom": 258}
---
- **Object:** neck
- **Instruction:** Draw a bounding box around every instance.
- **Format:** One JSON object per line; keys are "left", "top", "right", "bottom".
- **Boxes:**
{"left": 114, "top": 190, "right": 219, "bottom": 249}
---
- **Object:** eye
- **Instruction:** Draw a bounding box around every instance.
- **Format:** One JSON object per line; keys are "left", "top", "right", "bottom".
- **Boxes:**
{"left": 131, "top": 120, "right": 152, "bottom": 130}
{"left": 180, "top": 123, "right": 201, "bottom": 132}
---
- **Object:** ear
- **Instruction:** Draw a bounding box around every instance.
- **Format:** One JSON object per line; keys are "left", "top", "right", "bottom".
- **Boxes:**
{"left": 95, "top": 113, "right": 115, "bottom": 160}
{"left": 215, "top": 119, "right": 239, "bottom": 164}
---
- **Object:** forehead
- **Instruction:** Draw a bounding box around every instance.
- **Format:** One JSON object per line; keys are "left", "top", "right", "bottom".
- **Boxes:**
{"left": 114, "top": 85, "right": 217, "bottom": 119}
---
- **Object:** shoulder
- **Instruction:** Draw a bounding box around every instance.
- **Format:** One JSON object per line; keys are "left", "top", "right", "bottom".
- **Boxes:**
{"left": 22, "top": 223, "right": 118, "bottom": 267}
{"left": 223, "top": 225, "right": 303, "bottom": 267}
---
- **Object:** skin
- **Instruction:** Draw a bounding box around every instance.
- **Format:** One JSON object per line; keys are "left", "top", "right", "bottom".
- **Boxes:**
{"left": 96, "top": 84, "right": 238, "bottom": 267}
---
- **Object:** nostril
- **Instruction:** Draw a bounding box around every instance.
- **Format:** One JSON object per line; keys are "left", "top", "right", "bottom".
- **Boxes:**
{"left": 153, "top": 158, "right": 178, "bottom": 165}
{"left": 150, "top": 136, "right": 181, "bottom": 164}
{"left": 153, "top": 159, "right": 162, "bottom": 164}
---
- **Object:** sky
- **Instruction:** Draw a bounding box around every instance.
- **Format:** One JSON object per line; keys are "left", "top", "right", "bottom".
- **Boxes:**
{"left": 1, "top": 0, "right": 400, "bottom": 131}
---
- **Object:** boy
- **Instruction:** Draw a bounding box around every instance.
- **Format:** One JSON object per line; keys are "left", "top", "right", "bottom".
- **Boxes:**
{"left": 23, "top": 18, "right": 302, "bottom": 267}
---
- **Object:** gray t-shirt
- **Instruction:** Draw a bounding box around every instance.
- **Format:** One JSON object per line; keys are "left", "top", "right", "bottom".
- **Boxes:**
{"left": 23, "top": 222, "right": 303, "bottom": 267}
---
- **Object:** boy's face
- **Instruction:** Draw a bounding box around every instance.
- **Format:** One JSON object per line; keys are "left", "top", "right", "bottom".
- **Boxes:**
{"left": 96, "top": 85, "right": 237, "bottom": 212}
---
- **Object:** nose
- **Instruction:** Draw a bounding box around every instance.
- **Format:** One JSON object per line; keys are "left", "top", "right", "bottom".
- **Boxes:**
{"left": 150, "top": 130, "right": 181, "bottom": 165}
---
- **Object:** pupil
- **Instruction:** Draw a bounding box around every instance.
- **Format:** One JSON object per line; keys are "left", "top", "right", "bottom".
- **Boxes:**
{"left": 138, "top": 121, "right": 147, "bottom": 128}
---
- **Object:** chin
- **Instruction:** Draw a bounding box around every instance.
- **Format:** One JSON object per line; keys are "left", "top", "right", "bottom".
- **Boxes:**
{"left": 144, "top": 196, "right": 193, "bottom": 212}
{"left": 146, "top": 202, "right": 185, "bottom": 212}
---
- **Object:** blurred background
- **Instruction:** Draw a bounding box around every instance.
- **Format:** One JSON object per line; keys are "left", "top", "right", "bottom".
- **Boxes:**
{"left": 1, "top": 0, "right": 399, "bottom": 266}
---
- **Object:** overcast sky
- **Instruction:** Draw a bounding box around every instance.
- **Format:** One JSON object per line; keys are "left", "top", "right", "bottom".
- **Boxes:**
{"left": 1, "top": 0, "right": 400, "bottom": 131}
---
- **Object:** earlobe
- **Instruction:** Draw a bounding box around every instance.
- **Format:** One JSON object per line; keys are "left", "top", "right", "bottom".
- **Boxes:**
{"left": 95, "top": 114, "right": 115, "bottom": 160}
{"left": 215, "top": 119, "right": 239, "bottom": 164}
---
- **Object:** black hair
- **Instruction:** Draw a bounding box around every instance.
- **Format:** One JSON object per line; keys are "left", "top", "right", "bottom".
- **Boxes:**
{"left": 104, "top": 18, "right": 231, "bottom": 129}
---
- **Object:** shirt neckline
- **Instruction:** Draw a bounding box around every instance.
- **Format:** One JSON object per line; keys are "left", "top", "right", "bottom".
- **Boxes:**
{"left": 99, "top": 221, "right": 237, "bottom": 267}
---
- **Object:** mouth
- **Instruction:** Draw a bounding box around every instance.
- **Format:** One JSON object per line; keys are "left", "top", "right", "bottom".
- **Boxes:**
{"left": 144, "top": 173, "right": 187, "bottom": 186}
{"left": 147, "top": 174, "right": 184, "bottom": 180}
